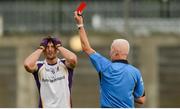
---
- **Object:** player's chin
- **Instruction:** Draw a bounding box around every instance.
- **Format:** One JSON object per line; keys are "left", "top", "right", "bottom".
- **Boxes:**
{"left": 46, "top": 55, "right": 56, "bottom": 60}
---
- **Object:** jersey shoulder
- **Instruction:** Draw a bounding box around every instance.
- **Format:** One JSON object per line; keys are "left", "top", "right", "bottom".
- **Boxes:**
{"left": 126, "top": 64, "right": 142, "bottom": 79}
{"left": 37, "top": 60, "right": 44, "bottom": 67}
{"left": 59, "top": 58, "right": 66, "bottom": 64}
{"left": 128, "top": 64, "right": 141, "bottom": 73}
{"left": 35, "top": 61, "right": 45, "bottom": 73}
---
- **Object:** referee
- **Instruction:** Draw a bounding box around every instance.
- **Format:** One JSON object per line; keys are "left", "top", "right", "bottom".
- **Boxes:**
{"left": 74, "top": 11, "right": 145, "bottom": 108}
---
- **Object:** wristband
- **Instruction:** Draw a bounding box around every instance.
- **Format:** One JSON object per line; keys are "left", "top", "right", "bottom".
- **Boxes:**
{"left": 77, "top": 13, "right": 82, "bottom": 16}
{"left": 77, "top": 24, "right": 84, "bottom": 29}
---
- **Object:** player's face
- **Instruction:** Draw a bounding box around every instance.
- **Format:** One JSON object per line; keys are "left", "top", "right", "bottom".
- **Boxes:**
{"left": 44, "top": 41, "right": 57, "bottom": 60}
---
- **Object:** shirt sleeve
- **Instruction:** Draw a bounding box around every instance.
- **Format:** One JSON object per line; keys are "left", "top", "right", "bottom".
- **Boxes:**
{"left": 89, "top": 52, "right": 111, "bottom": 73}
{"left": 133, "top": 70, "right": 145, "bottom": 99}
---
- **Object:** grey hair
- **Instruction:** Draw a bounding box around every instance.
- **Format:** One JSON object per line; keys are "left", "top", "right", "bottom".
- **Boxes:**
{"left": 111, "top": 39, "right": 130, "bottom": 55}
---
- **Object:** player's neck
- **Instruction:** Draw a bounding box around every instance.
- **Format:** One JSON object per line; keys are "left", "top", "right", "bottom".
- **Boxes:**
{"left": 46, "top": 57, "right": 58, "bottom": 65}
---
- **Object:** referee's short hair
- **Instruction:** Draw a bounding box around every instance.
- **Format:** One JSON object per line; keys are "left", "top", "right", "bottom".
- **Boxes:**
{"left": 111, "top": 39, "right": 130, "bottom": 55}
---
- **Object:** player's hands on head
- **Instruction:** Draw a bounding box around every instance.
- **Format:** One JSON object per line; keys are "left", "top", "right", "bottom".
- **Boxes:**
{"left": 39, "top": 38, "right": 48, "bottom": 50}
{"left": 39, "top": 36, "right": 62, "bottom": 50}
{"left": 52, "top": 37, "right": 62, "bottom": 49}
{"left": 74, "top": 11, "right": 83, "bottom": 25}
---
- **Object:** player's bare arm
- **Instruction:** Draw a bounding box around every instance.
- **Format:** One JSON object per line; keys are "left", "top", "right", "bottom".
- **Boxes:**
{"left": 58, "top": 46, "right": 77, "bottom": 69}
{"left": 74, "top": 11, "right": 95, "bottom": 55}
{"left": 24, "top": 40, "right": 46, "bottom": 73}
{"left": 24, "top": 49, "right": 43, "bottom": 73}
{"left": 52, "top": 38, "right": 77, "bottom": 69}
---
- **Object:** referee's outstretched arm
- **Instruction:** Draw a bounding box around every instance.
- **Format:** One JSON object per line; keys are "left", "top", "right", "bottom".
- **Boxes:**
{"left": 74, "top": 11, "right": 95, "bottom": 55}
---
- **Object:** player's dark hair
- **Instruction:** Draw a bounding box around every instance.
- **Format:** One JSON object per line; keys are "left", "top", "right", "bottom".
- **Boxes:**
{"left": 46, "top": 36, "right": 53, "bottom": 42}
{"left": 46, "top": 36, "right": 56, "bottom": 46}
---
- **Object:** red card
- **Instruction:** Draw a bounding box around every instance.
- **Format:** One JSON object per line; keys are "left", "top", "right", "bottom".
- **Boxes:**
{"left": 76, "top": 2, "right": 87, "bottom": 13}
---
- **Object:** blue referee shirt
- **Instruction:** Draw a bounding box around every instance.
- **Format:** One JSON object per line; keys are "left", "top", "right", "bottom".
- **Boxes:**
{"left": 89, "top": 52, "right": 144, "bottom": 108}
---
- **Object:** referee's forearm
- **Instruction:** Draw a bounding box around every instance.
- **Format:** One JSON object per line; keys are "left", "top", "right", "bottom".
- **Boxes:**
{"left": 79, "top": 27, "right": 90, "bottom": 49}
{"left": 78, "top": 26, "right": 95, "bottom": 54}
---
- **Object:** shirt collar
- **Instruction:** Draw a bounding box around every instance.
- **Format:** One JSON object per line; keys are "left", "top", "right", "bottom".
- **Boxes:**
{"left": 112, "top": 59, "right": 129, "bottom": 64}
{"left": 45, "top": 58, "right": 59, "bottom": 66}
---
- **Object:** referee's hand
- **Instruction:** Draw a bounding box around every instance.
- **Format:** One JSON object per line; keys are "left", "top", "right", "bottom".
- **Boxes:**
{"left": 74, "top": 11, "right": 83, "bottom": 25}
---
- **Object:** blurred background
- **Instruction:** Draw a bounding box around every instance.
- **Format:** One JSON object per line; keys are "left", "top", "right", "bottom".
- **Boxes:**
{"left": 0, "top": 0, "right": 180, "bottom": 107}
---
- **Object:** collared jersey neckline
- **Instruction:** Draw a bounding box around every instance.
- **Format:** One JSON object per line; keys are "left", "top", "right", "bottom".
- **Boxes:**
{"left": 112, "top": 60, "right": 128, "bottom": 64}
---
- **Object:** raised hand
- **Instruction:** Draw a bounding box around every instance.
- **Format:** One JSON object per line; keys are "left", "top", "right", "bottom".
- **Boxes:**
{"left": 74, "top": 11, "right": 84, "bottom": 26}
{"left": 52, "top": 37, "right": 62, "bottom": 48}
{"left": 39, "top": 38, "right": 48, "bottom": 50}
